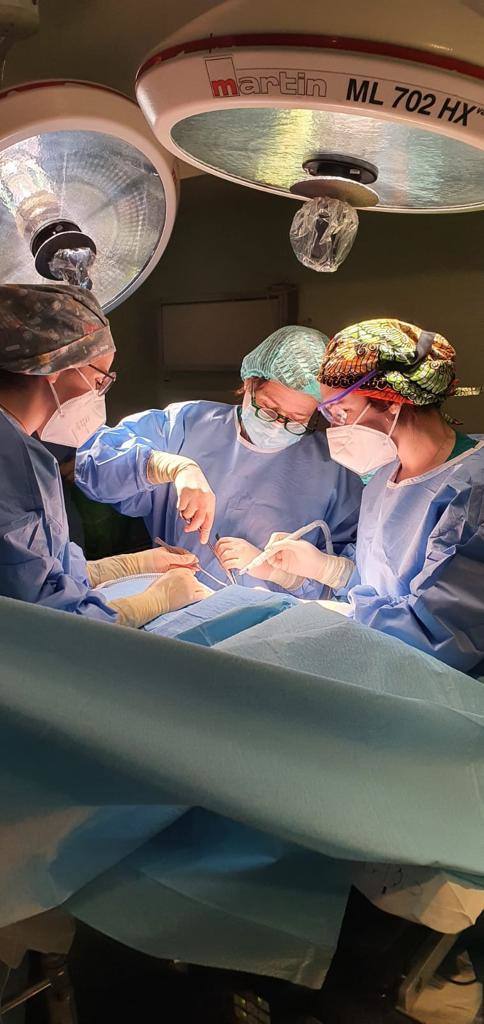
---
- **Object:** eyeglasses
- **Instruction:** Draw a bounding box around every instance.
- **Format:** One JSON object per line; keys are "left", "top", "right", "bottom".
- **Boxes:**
{"left": 318, "top": 370, "right": 377, "bottom": 425}
{"left": 251, "top": 390, "right": 315, "bottom": 436}
{"left": 88, "top": 363, "right": 117, "bottom": 396}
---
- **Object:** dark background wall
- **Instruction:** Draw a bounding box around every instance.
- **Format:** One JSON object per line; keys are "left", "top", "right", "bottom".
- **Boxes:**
{"left": 108, "top": 174, "right": 484, "bottom": 433}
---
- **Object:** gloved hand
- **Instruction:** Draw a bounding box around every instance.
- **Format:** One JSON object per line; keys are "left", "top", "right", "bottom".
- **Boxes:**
{"left": 147, "top": 452, "right": 215, "bottom": 544}
{"left": 109, "top": 568, "right": 213, "bottom": 628}
{"left": 263, "top": 534, "right": 354, "bottom": 589}
{"left": 87, "top": 545, "right": 199, "bottom": 588}
{"left": 214, "top": 536, "right": 304, "bottom": 591}
{"left": 214, "top": 538, "right": 272, "bottom": 577}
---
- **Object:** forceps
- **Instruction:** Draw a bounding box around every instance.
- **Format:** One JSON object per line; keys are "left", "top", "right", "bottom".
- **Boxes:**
{"left": 208, "top": 533, "right": 236, "bottom": 586}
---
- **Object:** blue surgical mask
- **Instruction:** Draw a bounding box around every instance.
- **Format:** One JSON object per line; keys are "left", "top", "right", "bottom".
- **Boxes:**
{"left": 240, "top": 397, "right": 302, "bottom": 452}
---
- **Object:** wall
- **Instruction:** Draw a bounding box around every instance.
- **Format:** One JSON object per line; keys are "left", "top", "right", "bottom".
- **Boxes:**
{"left": 108, "top": 174, "right": 484, "bottom": 433}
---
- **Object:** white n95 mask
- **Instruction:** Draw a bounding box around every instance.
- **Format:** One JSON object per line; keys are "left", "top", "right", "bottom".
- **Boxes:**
{"left": 327, "top": 403, "right": 400, "bottom": 476}
{"left": 40, "top": 370, "right": 107, "bottom": 448}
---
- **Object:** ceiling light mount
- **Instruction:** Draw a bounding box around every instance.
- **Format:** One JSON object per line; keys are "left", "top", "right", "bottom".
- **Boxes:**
{"left": 0, "top": 81, "right": 179, "bottom": 310}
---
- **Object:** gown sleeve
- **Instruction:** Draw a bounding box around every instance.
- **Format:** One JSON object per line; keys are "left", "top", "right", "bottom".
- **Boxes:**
{"left": 347, "top": 480, "right": 484, "bottom": 673}
{"left": 0, "top": 513, "right": 117, "bottom": 622}
{"left": 75, "top": 408, "right": 179, "bottom": 518}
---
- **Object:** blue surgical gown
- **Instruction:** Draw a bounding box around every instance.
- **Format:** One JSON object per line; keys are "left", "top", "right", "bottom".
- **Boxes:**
{"left": 0, "top": 411, "right": 116, "bottom": 622}
{"left": 76, "top": 402, "right": 363, "bottom": 599}
{"left": 346, "top": 441, "right": 484, "bottom": 675}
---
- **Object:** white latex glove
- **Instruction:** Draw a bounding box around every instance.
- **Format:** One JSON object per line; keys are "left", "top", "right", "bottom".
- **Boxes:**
{"left": 174, "top": 464, "right": 216, "bottom": 544}
{"left": 109, "top": 568, "right": 213, "bottom": 628}
{"left": 214, "top": 538, "right": 272, "bottom": 578}
{"left": 263, "top": 533, "right": 354, "bottom": 589}
{"left": 147, "top": 452, "right": 215, "bottom": 544}
{"left": 214, "top": 536, "right": 303, "bottom": 591}
{"left": 88, "top": 545, "right": 199, "bottom": 588}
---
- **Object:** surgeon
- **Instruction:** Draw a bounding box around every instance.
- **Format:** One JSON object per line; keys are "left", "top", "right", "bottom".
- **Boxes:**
{"left": 75, "top": 326, "right": 363, "bottom": 597}
{"left": 250, "top": 319, "right": 484, "bottom": 674}
{"left": 0, "top": 283, "right": 211, "bottom": 628}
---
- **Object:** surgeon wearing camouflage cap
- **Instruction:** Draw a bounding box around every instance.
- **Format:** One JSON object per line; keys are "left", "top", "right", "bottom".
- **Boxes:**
{"left": 0, "top": 283, "right": 212, "bottom": 627}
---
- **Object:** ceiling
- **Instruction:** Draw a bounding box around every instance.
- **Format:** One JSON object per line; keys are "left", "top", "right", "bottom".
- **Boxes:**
{"left": 3, "top": 0, "right": 484, "bottom": 183}
{"left": 2, "top": 0, "right": 226, "bottom": 177}
{"left": 6, "top": 0, "right": 484, "bottom": 98}
{"left": 3, "top": 1, "right": 221, "bottom": 97}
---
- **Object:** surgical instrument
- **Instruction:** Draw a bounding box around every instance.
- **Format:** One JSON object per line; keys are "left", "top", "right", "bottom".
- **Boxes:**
{"left": 213, "top": 533, "right": 237, "bottom": 585}
{"left": 155, "top": 536, "right": 230, "bottom": 590}
{"left": 239, "top": 519, "right": 333, "bottom": 577}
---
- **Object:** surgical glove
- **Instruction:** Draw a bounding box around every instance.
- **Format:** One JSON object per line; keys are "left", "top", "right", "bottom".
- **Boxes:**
{"left": 147, "top": 452, "right": 215, "bottom": 544}
{"left": 87, "top": 546, "right": 199, "bottom": 588}
{"left": 214, "top": 538, "right": 269, "bottom": 575}
{"left": 264, "top": 534, "right": 354, "bottom": 589}
{"left": 215, "top": 536, "right": 304, "bottom": 591}
{"left": 109, "top": 568, "right": 213, "bottom": 628}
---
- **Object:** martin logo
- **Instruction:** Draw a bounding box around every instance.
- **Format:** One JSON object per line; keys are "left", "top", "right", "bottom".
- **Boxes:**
{"left": 205, "top": 55, "right": 326, "bottom": 99}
